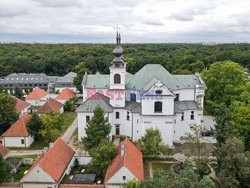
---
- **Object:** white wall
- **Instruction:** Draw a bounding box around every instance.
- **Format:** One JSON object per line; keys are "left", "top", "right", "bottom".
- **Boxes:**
{"left": 77, "top": 112, "right": 93, "bottom": 140}
{"left": 106, "top": 166, "right": 136, "bottom": 187}
{"left": 19, "top": 105, "right": 31, "bottom": 117}
{"left": 3, "top": 135, "right": 34, "bottom": 147}
{"left": 173, "top": 89, "right": 195, "bottom": 101}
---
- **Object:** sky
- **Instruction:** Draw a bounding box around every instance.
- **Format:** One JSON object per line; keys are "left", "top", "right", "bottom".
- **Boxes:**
{"left": 0, "top": 0, "right": 250, "bottom": 43}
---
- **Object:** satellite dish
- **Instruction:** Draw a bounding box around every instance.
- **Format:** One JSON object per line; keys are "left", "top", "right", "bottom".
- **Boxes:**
{"left": 69, "top": 175, "right": 73, "bottom": 180}
{"left": 97, "top": 180, "right": 101, "bottom": 184}
{"left": 81, "top": 169, "right": 85, "bottom": 173}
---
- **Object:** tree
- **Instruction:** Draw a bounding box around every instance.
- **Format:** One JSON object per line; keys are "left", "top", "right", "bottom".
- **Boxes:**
{"left": 73, "top": 62, "right": 89, "bottom": 93}
{"left": 198, "top": 176, "right": 216, "bottom": 188}
{"left": 14, "top": 86, "right": 24, "bottom": 99}
{"left": 89, "top": 140, "right": 116, "bottom": 180}
{"left": 0, "top": 92, "right": 18, "bottom": 134}
{"left": 212, "top": 103, "right": 234, "bottom": 146}
{"left": 40, "top": 111, "right": 62, "bottom": 143}
{"left": 172, "top": 68, "right": 192, "bottom": 75}
{"left": 64, "top": 96, "right": 77, "bottom": 112}
{"left": 125, "top": 179, "right": 142, "bottom": 188}
{"left": 141, "top": 128, "right": 169, "bottom": 155}
{"left": 27, "top": 113, "right": 43, "bottom": 141}
{"left": 201, "top": 61, "right": 247, "bottom": 106}
{"left": 83, "top": 106, "right": 111, "bottom": 151}
{"left": 214, "top": 137, "right": 250, "bottom": 188}
{"left": 0, "top": 156, "right": 12, "bottom": 182}
{"left": 190, "top": 60, "right": 205, "bottom": 73}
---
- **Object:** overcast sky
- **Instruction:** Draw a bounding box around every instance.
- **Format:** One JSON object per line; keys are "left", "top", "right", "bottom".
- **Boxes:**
{"left": 0, "top": 0, "right": 250, "bottom": 43}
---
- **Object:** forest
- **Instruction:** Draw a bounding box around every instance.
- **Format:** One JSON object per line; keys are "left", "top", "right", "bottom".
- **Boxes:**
{"left": 0, "top": 43, "right": 250, "bottom": 77}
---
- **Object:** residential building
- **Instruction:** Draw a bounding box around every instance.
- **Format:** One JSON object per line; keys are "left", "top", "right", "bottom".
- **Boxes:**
{"left": 0, "top": 73, "right": 48, "bottom": 93}
{"left": 56, "top": 88, "right": 76, "bottom": 104}
{"left": 1, "top": 114, "right": 34, "bottom": 148}
{"left": 77, "top": 33, "right": 206, "bottom": 146}
{"left": 37, "top": 99, "right": 64, "bottom": 114}
{"left": 55, "top": 72, "right": 77, "bottom": 93}
{"left": 15, "top": 98, "right": 31, "bottom": 116}
{"left": 105, "top": 138, "right": 144, "bottom": 187}
{"left": 20, "top": 138, "right": 75, "bottom": 188}
{"left": 25, "top": 88, "right": 49, "bottom": 106}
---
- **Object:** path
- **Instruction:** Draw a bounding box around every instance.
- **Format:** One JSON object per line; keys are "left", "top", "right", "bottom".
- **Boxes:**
{"left": 62, "top": 117, "right": 77, "bottom": 143}
{"left": 9, "top": 149, "right": 43, "bottom": 157}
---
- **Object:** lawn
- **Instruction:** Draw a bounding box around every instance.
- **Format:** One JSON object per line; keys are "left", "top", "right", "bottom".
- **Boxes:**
{"left": 151, "top": 162, "right": 174, "bottom": 173}
{"left": 13, "top": 165, "right": 32, "bottom": 181}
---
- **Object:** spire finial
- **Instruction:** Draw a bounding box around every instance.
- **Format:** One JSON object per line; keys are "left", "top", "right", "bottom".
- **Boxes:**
{"left": 116, "top": 30, "right": 119, "bottom": 45}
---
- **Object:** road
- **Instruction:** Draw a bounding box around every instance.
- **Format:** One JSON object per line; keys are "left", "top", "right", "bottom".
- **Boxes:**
{"left": 62, "top": 117, "right": 77, "bottom": 143}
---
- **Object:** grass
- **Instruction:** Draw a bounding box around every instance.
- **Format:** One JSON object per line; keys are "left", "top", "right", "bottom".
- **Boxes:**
{"left": 60, "top": 112, "right": 76, "bottom": 134}
{"left": 151, "top": 162, "right": 174, "bottom": 173}
{"left": 13, "top": 165, "right": 32, "bottom": 181}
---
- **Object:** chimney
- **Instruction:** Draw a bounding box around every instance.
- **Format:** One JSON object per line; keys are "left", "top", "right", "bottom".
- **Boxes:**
{"left": 121, "top": 142, "right": 126, "bottom": 157}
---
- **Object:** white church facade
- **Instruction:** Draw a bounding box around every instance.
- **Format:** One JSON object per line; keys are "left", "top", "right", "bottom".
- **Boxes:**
{"left": 76, "top": 33, "right": 206, "bottom": 146}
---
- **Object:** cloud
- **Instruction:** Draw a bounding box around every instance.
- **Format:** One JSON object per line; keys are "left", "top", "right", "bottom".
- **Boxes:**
{"left": 0, "top": 0, "right": 250, "bottom": 42}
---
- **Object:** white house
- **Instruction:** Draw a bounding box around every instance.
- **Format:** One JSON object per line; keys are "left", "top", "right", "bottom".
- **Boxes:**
{"left": 55, "top": 87, "right": 76, "bottom": 104}
{"left": 37, "top": 98, "right": 64, "bottom": 115}
{"left": 25, "top": 87, "right": 49, "bottom": 106}
{"left": 20, "top": 138, "right": 75, "bottom": 188}
{"left": 76, "top": 33, "right": 206, "bottom": 146}
{"left": 15, "top": 97, "right": 31, "bottom": 117}
{"left": 105, "top": 138, "right": 144, "bottom": 188}
{"left": 1, "top": 114, "right": 34, "bottom": 148}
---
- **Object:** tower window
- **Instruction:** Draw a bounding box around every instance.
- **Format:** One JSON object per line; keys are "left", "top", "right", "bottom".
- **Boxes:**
{"left": 175, "top": 94, "right": 179, "bottom": 101}
{"left": 115, "top": 125, "right": 120, "bottom": 135}
{"left": 116, "top": 112, "right": 119, "bottom": 119}
{"left": 126, "top": 111, "right": 130, "bottom": 120}
{"left": 154, "top": 101, "right": 162, "bottom": 113}
{"left": 190, "top": 111, "right": 195, "bottom": 120}
{"left": 86, "top": 115, "right": 90, "bottom": 123}
{"left": 181, "top": 112, "right": 184, "bottom": 121}
{"left": 114, "top": 74, "right": 121, "bottom": 84}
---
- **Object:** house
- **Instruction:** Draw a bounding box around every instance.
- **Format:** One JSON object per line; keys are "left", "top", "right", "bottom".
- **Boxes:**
{"left": 20, "top": 138, "right": 75, "bottom": 188}
{"left": 15, "top": 97, "right": 31, "bottom": 116}
{"left": 105, "top": 138, "right": 144, "bottom": 187}
{"left": 0, "top": 73, "right": 49, "bottom": 94}
{"left": 0, "top": 143, "right": 10, "bottom": 159}
{"left": 25, "top": 87, "right": 49, "bottom": 106}
{"left": 37, "top": 98, "right": 64, "bottom": 114}
{"left": 1, "top": 114, "right": 33, "bottom": 148}
{"left": 56, "top": 88, "right": 76, "bottom": 104}
{"left": 77, "top": 33, "right": 206, "bottom": 146}
{"left": 55, "top": 72, "right": 77, "bottom": 93}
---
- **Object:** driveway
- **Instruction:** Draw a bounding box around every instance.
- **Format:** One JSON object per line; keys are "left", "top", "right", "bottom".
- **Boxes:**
{"left": 62, "top": 117, "right": 77, "bottom": 143}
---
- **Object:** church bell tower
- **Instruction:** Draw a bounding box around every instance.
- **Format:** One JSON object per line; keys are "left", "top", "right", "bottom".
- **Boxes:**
{"left": 109, "top": 32, "right": 126, "bottom": 107}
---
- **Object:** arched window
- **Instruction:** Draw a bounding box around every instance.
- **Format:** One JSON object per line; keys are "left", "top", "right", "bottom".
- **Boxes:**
{"left": 154, "top": 101, "right": 162, "bottom": 113}
{"left": 114, "top": 74, "right": 121, "bottom": 84}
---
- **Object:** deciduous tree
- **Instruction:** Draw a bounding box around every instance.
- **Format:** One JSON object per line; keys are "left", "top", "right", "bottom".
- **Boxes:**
{"left": 27, "top": 113, "right": 43, "bottom": 141}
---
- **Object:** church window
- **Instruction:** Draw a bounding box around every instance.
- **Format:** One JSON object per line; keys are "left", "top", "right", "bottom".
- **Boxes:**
{"left": 175, "top": 94, "right": 179, "bottom": 101}
{"left": 154, "top": 101, "right": 162, "bottom": 113}
{"left": 114, "top": 74, "right": 121, "bottom": 84}
{"left": 116, "top": 112, "right": 119, "bottom": 119}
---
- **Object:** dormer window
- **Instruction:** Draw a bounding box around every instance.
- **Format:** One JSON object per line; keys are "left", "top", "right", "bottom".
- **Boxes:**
{"left": 154, "top": 101, "right": 162, "bottom": 113}
{"left": 155, "top": 90, "right": 162, "bottom": 95}
{"left": 114, "top": 74, "right": 121, "bottom": 84}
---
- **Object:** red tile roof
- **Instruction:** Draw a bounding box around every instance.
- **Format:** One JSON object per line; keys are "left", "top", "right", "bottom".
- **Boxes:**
{"left": 56, "top": 88, "right": 76, "bottom": 100}
{"left": 15, "top": 98, "right": 30, "bottom": 112}
{"left": 37, "top": 99, "right": 63, "bottom": 114}
{"left": 25, "top": 138, "right": 75, "bottom": 182}
{"left": 1, "top": 114, "right": 31, "bottom": 137}
{"left": 0, "top": 143, "right": 9, "bottom": 158}
{"left": 104, "top": 138, "right": 144, "bottom": 183}
{"left": 26, "top": 88, "right": 48, "bottom": 100}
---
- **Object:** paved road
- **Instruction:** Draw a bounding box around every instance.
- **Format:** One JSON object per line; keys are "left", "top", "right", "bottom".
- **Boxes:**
{"left": 62, "top": 117, "right": 77, "bottom": 143}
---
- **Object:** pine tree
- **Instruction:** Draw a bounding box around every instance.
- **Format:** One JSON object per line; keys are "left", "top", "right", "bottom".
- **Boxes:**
{"left": 27, "top": 113, "right": 43, "bottom": 141}
{"left": 83, "top": 106, "right": 111, "bottom": 151}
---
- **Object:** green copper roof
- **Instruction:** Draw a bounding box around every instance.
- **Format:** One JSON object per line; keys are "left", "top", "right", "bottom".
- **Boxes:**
{"left": 83, "top": 64, "right": 203, "bottom": 91}
{"left": 174, "top": 101, "right": 198, "bottom": 113}
{"left": 126, "top": 64, "right": 184, "bottom": 90}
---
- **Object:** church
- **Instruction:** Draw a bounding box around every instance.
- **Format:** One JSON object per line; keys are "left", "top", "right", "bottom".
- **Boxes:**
{"left": 76, "top": 33, "right": 206, "bottom": 146}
